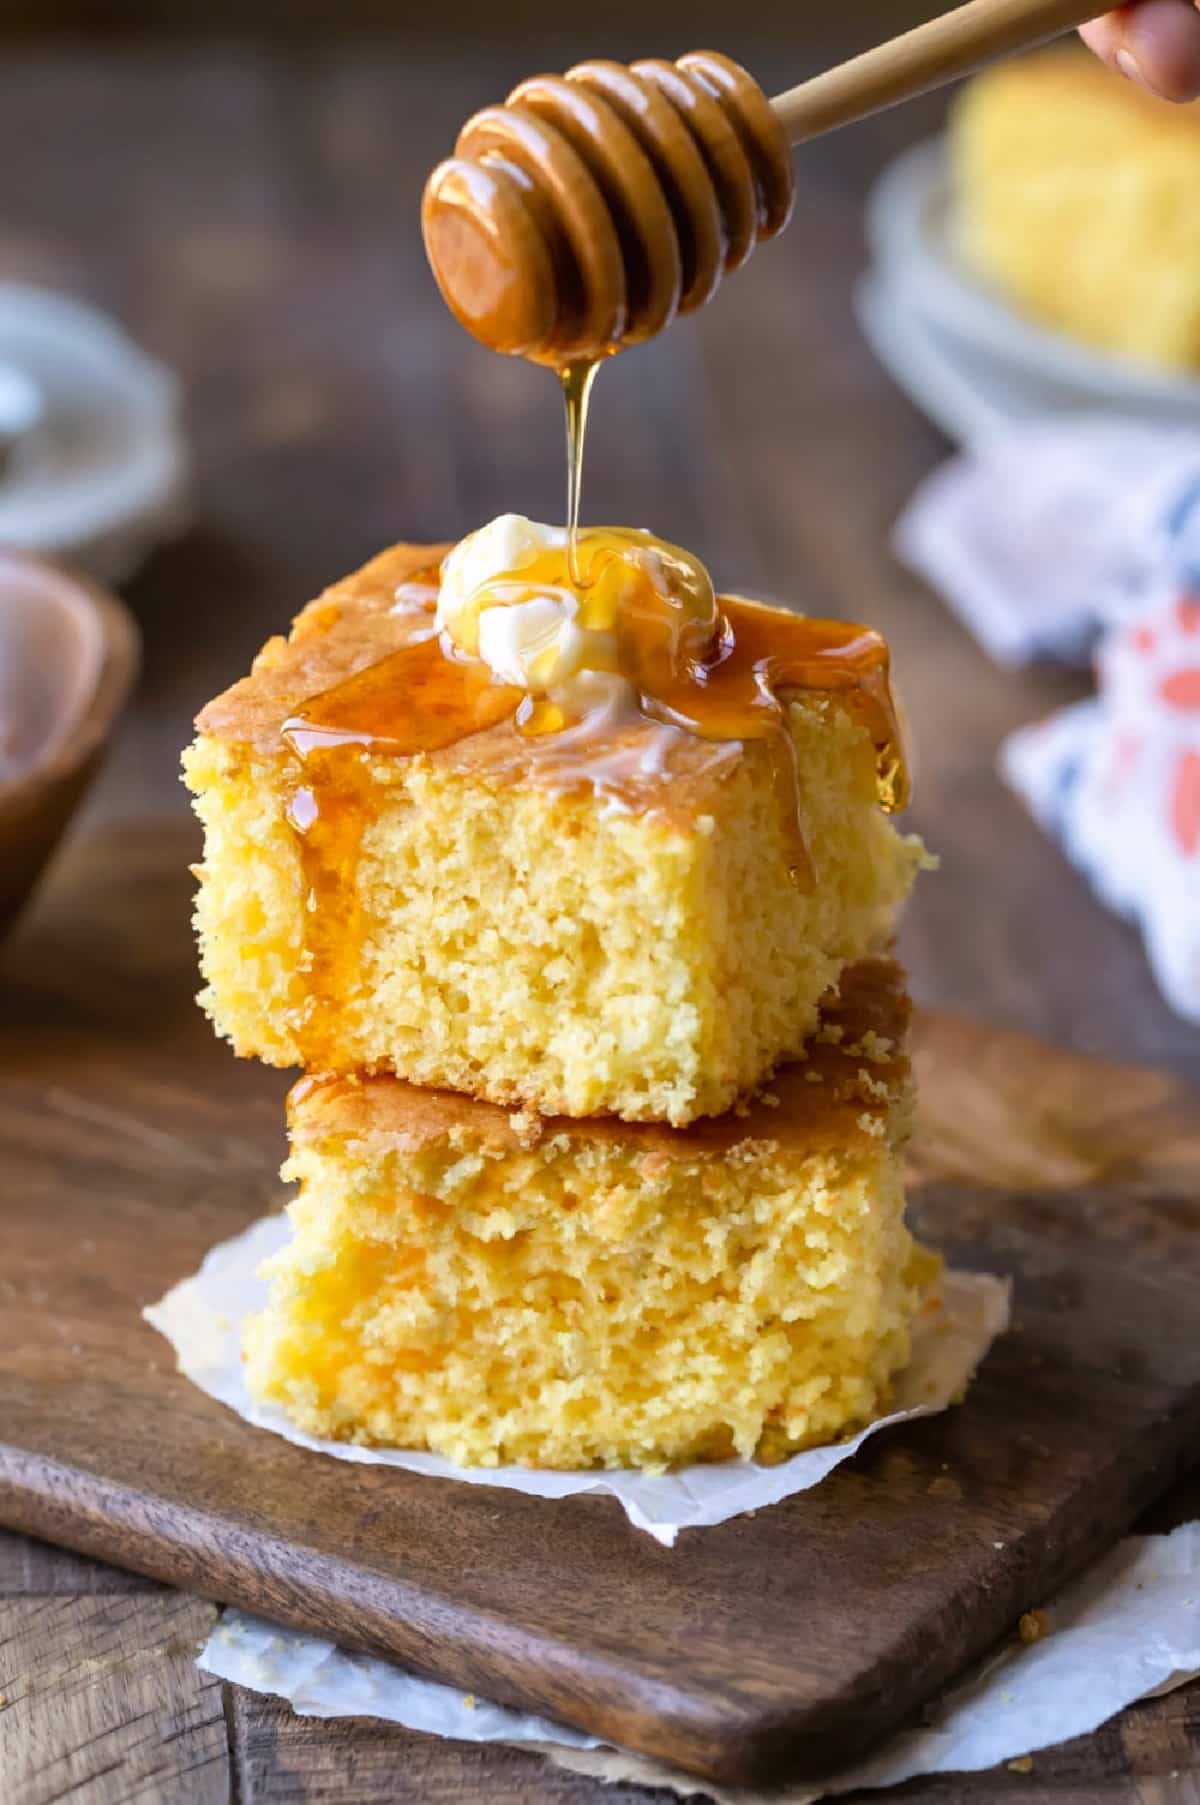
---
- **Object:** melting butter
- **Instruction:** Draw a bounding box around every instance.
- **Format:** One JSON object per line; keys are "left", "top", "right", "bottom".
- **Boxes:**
{"left": 436, "top": 516, "right": 717, "bottom": 711}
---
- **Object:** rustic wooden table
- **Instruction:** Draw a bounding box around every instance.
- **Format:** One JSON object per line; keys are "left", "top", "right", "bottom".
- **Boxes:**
{"left": 2, "top": 34, "right": 1198, "bottom": 1804}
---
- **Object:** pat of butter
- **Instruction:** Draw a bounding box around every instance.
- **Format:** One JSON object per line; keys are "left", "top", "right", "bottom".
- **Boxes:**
{"left": 437, "top": 512, "right": 719, "bottom": 710}
{"left": 477, "top": 596, "right": 588, "bottom": 690}
{"left": 437, "top": 514, "right": 562, "bottom": 652}
{"left": 437, "top": 514, "right": 621, "bottom": 696}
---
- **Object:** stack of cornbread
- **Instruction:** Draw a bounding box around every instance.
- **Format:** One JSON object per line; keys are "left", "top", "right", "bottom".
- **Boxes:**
{"left": 185, "top": 519, "right": 934, "bottom": 1471}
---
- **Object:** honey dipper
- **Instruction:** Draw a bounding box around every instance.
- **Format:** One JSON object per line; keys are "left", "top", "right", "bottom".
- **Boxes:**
{"left": 423, "top": 0, "right": 1104, "bottom": 363}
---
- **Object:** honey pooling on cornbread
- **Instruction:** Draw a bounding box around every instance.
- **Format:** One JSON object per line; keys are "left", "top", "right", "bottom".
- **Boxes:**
{"left": 278, "top": 593, "right": 521, "bottom": 1073}
{"left": 186, "top": 522, "right": 925, "bottom": 1122}
{"left": 245, "top": 959, "right": 938, "bottom": 1471}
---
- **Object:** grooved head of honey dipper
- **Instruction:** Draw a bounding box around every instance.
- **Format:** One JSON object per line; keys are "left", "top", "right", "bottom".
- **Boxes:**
{"left": 422, "top": 157, "right": 559, "bottom": 358}
{"left": 422, "top": 50, "right": 793, "bottom": 365}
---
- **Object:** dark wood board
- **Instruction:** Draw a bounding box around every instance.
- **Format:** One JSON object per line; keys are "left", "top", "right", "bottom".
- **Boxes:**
{"left": 1, "top": 821, "right": 1199, "bottom": 1791}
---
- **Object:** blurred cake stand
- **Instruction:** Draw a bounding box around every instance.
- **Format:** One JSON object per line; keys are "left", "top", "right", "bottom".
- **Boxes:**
{"left": 857, "top": 138, "right": 1200, "bottom": 445}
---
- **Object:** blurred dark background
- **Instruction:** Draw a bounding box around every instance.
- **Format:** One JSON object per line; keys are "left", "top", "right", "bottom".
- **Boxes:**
{"left": 5, "top": 0, "right": 941, "bottom": 42}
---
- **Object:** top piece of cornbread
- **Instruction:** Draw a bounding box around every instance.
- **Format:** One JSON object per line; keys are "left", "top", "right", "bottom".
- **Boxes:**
{"left": 185, "top": 541, "right": 925, "bottom": 1124}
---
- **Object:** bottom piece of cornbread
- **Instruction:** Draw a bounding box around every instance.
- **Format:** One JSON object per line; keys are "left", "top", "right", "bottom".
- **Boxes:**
{"left": 244, "top": 960, "right": 937, "bottom": 1471}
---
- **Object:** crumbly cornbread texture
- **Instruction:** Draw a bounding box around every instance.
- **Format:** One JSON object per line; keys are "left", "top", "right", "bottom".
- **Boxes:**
{"left": 953, "top": 50, "right": 1200, "bottom": 371}
{"left": 244, "top": 959, "right": 937, "bottom": 1471}
{"left": 185, "top": 543, "right": 926, "bottom": 1126}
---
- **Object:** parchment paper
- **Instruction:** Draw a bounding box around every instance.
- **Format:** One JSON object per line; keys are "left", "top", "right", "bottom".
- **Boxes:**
{"left": 145, "top": 1210, "right": 1009, "bottom": 1545}
{"left": 200, "top": 1522, "right": 1200, "bottom": 1802}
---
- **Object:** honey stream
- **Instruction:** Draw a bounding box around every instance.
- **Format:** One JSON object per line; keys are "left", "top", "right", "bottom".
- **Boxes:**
{"left": 561, "top": 360, "right": 599, "bottom": 588}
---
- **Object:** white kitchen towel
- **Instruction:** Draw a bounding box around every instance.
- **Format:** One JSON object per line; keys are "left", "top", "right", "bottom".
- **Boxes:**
{"left": 1002, "top": 591, "right": 1200, "bottom": 1023}
{"left": 895, "top": 419, "right": 1200, "bottom": 667}
{"left": 895, "top": 419, "right": 1200, "bottom": 1022}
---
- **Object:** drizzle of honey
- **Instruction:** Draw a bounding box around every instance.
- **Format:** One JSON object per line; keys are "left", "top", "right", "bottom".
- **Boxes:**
{"left": 278, "top": 538, "right": 906, "bottom": 1069}
{"left": 561, "top": 360, "right": 600, "bottom": 587}
{"left": 280, "top": 571, "right": 519, "bottom": 1066}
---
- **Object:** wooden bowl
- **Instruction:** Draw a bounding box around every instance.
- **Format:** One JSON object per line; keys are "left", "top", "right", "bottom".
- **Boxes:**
{"left": 0, "top": 548, "right": 140, "bottom": 939}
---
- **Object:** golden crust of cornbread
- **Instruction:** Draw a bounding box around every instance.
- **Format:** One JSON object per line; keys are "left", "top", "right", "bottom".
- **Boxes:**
{"left": 197, "top": 542, "right": 751, "bottom": 822}
{"left": 290, "top": 951, "right": 912, "bottom": 1158}
{"left": 194, "top": 550, "right": 454, "bottom": 752}
{"left": 186, "top": 543, "right": 927, "bottom": 1125}
{"left": 953, "top": 50, "right": 1200, "bottom": 371}
{"left": 245, "top": 959, "right": 939, "bottom": 1472}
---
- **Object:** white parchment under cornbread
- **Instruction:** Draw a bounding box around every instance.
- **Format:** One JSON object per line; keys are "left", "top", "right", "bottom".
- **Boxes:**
{"left": 145, "top": 1211, "right": 1009, "bottom": 1544}
{"left": 156, "top": 1215, "right": 1200, "bottom": 1795}
{"left": 199, "top": 1524, "right": 1200, "bottom": 1801}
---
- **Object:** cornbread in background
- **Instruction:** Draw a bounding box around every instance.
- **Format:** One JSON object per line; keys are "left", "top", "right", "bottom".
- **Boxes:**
{"left": 244, "top": 959, "right": 937, "bottom": 1471}
{"left": 952, "top": 49, "right": 1200, "bottom": 371}
{"left": 185, "top": 541, "right": 926, "bottom": 1126}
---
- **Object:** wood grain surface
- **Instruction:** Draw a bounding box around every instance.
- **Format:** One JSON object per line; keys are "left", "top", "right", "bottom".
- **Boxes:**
{"left": 2, "top": 25, "right": 1199, "bottom": 1803}
{"left": 1, "top": 818, "right": 1199, "bottom": 1791}
{"left": 1, "top": 1592, "right": 228, "bottom": 1805}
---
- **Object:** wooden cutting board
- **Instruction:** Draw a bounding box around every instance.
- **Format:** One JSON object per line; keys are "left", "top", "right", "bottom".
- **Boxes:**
{"left": 2, "top": 820, "right": 1199, "bottom": 1792}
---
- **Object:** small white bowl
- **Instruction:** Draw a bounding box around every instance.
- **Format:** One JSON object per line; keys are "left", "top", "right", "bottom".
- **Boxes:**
{"left": 0, "top": 361, "right": 43, "bottom": 463}
{"left": 0, "top": 548, "right": 139, "bottom": 938}
{"left": 0, "top": 283, "right": 188, "bottom": 583}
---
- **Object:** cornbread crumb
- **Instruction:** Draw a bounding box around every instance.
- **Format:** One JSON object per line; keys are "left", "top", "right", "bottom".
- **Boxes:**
{"left": 244, "top": 960, "right": 939, "bottom": 1470}
{"left": 185, "top": 542, "right": 927, "bottom": 1125}
{"left": 927, "top": 1474, "right": 963, "bottom": 1501}
{"left": 953, "top": 49, "right": 1200, "bottom": 370}
{"left": 507, "top": 1108, "right": 541, "bottom": 1147}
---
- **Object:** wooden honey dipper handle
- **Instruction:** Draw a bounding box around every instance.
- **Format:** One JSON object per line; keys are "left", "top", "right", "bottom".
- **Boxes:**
{"left": 423, "top": 1, "right": 1105, "bottom": 364}
{"left": 772, "top": 0, "right": 1105, "bottom": 142}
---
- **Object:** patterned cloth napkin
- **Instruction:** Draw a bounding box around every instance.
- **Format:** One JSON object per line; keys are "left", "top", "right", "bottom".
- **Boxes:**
{"left": 896, "top": 420, "right": 1200, "bottom": 1024}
